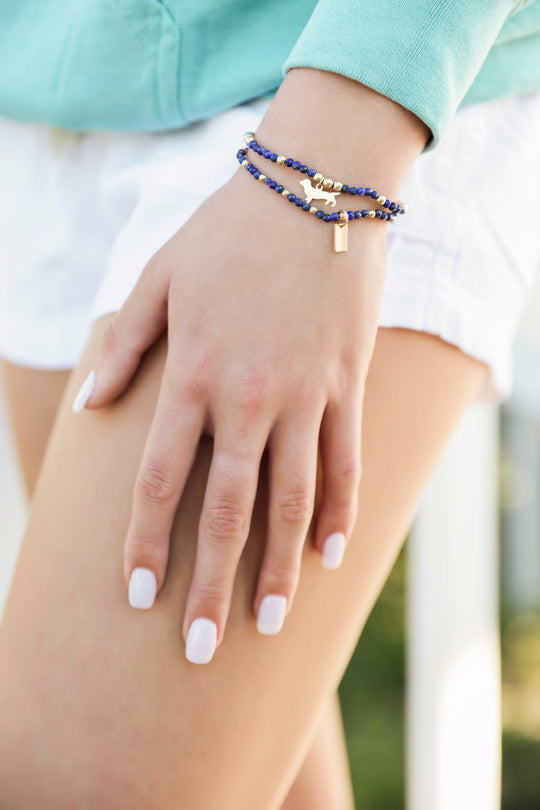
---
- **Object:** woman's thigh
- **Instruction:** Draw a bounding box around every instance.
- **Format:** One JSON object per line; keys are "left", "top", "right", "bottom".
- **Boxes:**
{"left": 1, "top": 361, "right": 71, "bottom": 495}
{"left": 0, "top": 314, "right": 488, "bottom": 810}
{"left": 0, "top": 358, "right": 354, "bottom": 810}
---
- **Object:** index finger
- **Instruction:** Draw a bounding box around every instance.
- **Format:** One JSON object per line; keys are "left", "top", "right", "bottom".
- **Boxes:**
{"left": 124, "top": 361, "right": 205, "bottom": 608}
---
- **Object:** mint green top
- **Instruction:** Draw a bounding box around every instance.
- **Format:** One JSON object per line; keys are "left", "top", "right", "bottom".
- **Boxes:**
{"left": 1, "top": 0, "right": 539, "bottom": 151}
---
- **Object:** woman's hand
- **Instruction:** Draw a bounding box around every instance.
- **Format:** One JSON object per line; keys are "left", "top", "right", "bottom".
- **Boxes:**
{"left": 74, "top": 69, "right": 428, "bottom": 664}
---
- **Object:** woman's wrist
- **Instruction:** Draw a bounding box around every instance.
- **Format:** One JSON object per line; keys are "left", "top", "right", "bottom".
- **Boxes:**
{"left": 254, "top": 67, "right": 430, "bottom": 200}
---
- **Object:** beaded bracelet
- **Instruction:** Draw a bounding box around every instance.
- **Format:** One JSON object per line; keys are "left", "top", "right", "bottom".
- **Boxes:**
{"left": 243, "top": 132, "right": 407, "bottom": 216}
{"left": 238, "top": 131, "right": 407, "bottom": 253}
{"left": 236, "top": 146, "right": 393, "bottom": 252}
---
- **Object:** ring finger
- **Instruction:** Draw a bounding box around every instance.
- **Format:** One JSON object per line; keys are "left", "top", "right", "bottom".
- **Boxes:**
{"left": 254, "top": 397, "right": 325, "bottom": 636}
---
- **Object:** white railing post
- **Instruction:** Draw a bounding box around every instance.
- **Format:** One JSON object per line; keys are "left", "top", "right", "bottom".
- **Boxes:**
{"left": 406, "top": 402, "right": 501, "bottom": 810}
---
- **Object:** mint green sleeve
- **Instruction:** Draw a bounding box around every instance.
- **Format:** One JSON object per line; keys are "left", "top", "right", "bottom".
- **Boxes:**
{"left": 281, "top": 0, "right": 525, "bottom": 151}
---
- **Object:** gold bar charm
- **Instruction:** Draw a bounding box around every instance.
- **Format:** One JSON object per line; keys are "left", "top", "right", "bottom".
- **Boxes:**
{"left": 334, "top": 220, "right": 348, "bottom": 252}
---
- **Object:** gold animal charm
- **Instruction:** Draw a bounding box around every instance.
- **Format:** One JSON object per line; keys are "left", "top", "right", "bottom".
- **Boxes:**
{"left": 299, "top": 178, "right": 340, "bottom": 207}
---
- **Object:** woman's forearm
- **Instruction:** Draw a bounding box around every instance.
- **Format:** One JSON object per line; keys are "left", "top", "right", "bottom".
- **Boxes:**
{"left": 256, "top": 67, "right": 430, "bottom": 200}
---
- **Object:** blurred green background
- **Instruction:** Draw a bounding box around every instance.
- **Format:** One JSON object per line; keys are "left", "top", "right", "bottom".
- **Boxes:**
{"left": 339, "top": 540, "right": 540, "bottom": 809}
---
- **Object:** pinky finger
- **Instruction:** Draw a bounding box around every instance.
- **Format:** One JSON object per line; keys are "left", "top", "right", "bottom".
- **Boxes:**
{"left": 314, "top": 388, "right": 363, "bottom": 569}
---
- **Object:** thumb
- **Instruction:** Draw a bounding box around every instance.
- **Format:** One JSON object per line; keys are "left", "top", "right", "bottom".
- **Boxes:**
{"left": 72, "top": 260, "right": 170, "bottom": 412}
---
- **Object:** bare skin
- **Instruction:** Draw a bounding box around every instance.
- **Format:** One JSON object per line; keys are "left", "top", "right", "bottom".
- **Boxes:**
{"left": 78, "top": 69, "right": 430, "bottom": 658}
{"left": 0, "top": 318, "right": 488, "bottom": 809}
{"left": 1, "top": 359, "right": 355, "bottom": 810}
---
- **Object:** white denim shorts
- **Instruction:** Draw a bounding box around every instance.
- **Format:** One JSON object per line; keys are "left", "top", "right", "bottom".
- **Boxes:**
{"left": 1, "top": 91, "right": 540, "bottom": 402}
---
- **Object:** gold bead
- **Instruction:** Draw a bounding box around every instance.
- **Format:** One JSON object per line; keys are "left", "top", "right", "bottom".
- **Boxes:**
{"left": 243, "top": 131, "right": 255, "bottom": 145}
{"left": 333, "top": 181, "right": 343, "bottom": 192}
{"left": 322, "top": 178, "right": 334, "bottom": 189}
{"left": 281, "top": 189, "right": 290, "bottom": 197}
{"left": 367, "top": 210, "right": 376, "bottom": 218}
{"left": 309, "top": 206, "right": 318, "bottom": 215}
{"left": 258, "top": 174, "right": 266, "bottom": 182}
{"left": 338, "top": 210, "right": 348, "bottom": 222}
{"left": 389, "top": 215, "right": 396, "bottom": 222}
{"left": 241, "top": 159, "right": 248, "bottom": 166}
{"left": 377, "top": 195, "right": 386, "bottom": 205}
{"left": 313, "top": 172, "right": 324, "bottom": 184}
{"left": 276, "top": 155, "right": 286, "bottom": 165}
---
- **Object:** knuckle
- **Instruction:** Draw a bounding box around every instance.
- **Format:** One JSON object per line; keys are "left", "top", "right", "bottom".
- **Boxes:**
{"left": 204, "top": 499, "right": 248, "bottom": 543}
{"left": 292, "top": 369, "right": 320, "bottom": 405}
{"left": 195, "top": 581, "right": 229, "bottom": 605}
{"left": 179, "top": 358, "right": 209, "bottom": 402}
{"left": 232, "top": 368, "right": 273, "bottom": 417}
{"left": 331, "top": 362, "right": 363, "bottom": 401}
{"left": 100, "top": 321, "right": 117, "bottom": 357}
{"left": 137, "top": 462, "right": 177, "bottom": 506}
{"left": 277, "top": 488, "right": 313, "bottom": 526}
{"left": 262, "top": 556, "right": 300, "bottom": 591}
{"left": 128, "top": 533, "right": 163, "bottom": 563}
{"left": 331, "top": 495, "right": 359, "bottom": 527}
{"left": 335, "top": 456, "right": 362, "bottom": 487}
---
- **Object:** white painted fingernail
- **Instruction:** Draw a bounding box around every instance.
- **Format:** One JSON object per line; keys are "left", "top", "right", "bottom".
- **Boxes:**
{"left": 72, "top": 369, "right": 96, "bottom": 412}
{"left": 186, "top": 617, "right": 217, "bottom": 664}
{"left": 322, "top": 532, "right": 346, "bottom": 569}
{"left": 128, "top": 567, "right": 157, "bottom": 609}
{"left": 257, "top": 594, "right": 287, "bottom": 635}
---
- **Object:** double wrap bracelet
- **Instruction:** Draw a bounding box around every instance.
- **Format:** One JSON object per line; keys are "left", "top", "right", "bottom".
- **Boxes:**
{"left": 236, "top": 131, "right": 407, "bottom": 253}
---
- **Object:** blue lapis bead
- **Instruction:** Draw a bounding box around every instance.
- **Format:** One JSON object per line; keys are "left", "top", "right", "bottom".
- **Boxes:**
{"left": 270, "top": 153, "right": 277, "bottom": 162}
{"left": 355, "top": 211, "right": 362, "bottom": 219}
{"left": 295, "top": 198, "right": 303, "bottom": 206}
{"left": 349, "top": 187, "right": 357, "bottom": 195}
{"left": 384, "top": 198, "right": 391, "bottom": 207}
{"left": 342, "top": 184, "right": 350, "bottom": 193}
{"left": 268, "top": 180, "right": 277, "bottom": 189}
{"left": 375, "top": 210, "right": 382, "bottom": 217}
{"left": 246, "top": 163, "right": 252, "bottom": 170}
{"left": 300, "top": 165, "right": 308, "bottom": 173}
{"left": 356, "top": 187, "right": 365, "bottom": 195}
{"left": 347, "top": 211, "right": 354, "bottom": 220}
{"left": 288, "top": 193, "right": 296, "bottom": 202}
{"left": 254, "top": 170, "right": 260, "bottom": 179}
{"left": 371, "top": 190, "right": 379, "bottom": 199}
{"left": 275, "top": 184, "right": 284, "bottom": 194}
{"left": 316, "top": 210, "right": 325, "bottom": 219}
{"left": 330, "top": 212, "right": 339, "bottom": 221}
{"left": 285, "top": 158, "right": 294, "bottom": 167}
{"left": 308, "top": 168, "right": 316, "bottom": 178}
{"left": 257, "top": 146, "right": 264, "bottom": 155}
{"left": 264, "top": 177, "right": 273, "bottom": 185}
{"left": 302, "top": 203, "right": 311, "bottom": 211}
{"left": 292, "top": 160, "right": 301, "bottom": 170}
{"left": 263, "top": 149, "right": 272, "bottom": 159}
{"left": 364, "top": 188, "right": 372, "bottom": 196}
{"left": 389, "top": 202, "right": 396, "bottom": 211}
{"left": 323, "top": 214, "right": 331, "bottom": 222}
{"left": 361, "top": 209, "right": 368, "bottom": 217}
{"left": 249, "top": 140, "right": 257, "bottom": 149}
